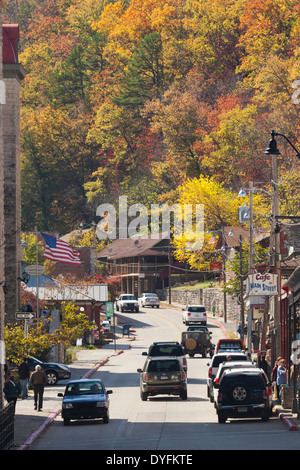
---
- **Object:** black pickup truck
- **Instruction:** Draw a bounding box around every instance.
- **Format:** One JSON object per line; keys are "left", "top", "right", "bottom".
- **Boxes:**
{"left": 181, "top": 330, "right": 212, "bottom": 358}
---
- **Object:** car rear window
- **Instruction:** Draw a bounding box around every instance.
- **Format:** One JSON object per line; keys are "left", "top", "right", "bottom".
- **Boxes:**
{"left": 221, "top": 374, "right": 265, "bottom": 388}
{"left": 212, "top": 355, "right": 247, "bottom": 367}
{"left": 188, "top": 306, "right": 206, "bottom": 312}
{"left": 149, "top": 345, "right": 183, "bottom": 356}
{"left": 218, "top": 341, "right": 242, "bottom": 350}
{"left": 148, "top": 360, "right": 180, "bottom": 372}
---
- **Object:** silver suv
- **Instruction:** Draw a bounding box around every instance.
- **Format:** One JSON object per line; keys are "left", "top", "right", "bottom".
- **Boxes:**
{"left": 137, "top": 357, "right": 187, "bottom": 401}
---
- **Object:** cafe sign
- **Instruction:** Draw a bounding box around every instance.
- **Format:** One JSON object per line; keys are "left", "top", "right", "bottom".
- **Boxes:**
{"left": 247, "top": 273, "right": 278, "bottom": 296}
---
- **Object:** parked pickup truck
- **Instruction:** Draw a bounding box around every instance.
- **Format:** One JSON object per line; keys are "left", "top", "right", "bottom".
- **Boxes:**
{"left": 116, "top": 294, "right": 139, "bottom": 312}
{"left": 181, "top": 330, "right": 212, "bottom": 358}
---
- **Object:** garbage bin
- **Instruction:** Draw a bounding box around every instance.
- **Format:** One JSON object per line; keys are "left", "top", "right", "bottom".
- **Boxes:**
{"left": 122, "top": 324, "right": 132, "bottom": 337}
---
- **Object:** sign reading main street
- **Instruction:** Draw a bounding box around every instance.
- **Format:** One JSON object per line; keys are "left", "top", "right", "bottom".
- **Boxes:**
{"left": 247, "top": 273, "right": 278, "bottom": 296}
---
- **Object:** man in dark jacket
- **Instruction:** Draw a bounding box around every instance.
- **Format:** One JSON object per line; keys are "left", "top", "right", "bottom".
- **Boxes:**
{"left": 3, "top": 375, "right": 21, "bottom": 412}
{"left": 30, "top": 365, "right": 47, "bottom": 411}
{"left": 18, "top": 357, "right": 30, "bottom": 399}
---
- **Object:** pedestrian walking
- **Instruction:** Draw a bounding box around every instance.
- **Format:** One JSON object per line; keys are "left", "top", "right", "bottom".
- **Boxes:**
{"left": 258, "top": 354, "right": 269, "bottom": 377}
{"left": 18, "top": 357, "right": 30, "bottom": 399}
{"left": 30, "top": 365, "right": 47, "bottom": 411}
{"left": 276, "top": 358, "right": 287, "bottom": 404}
{"left": 3, "top": 375, "right": 21, "bottom": 412}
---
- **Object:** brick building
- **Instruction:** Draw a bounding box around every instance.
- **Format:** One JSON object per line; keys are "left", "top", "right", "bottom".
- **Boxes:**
{"left": 2, "top": 24, "right": 25, "bottom": 324}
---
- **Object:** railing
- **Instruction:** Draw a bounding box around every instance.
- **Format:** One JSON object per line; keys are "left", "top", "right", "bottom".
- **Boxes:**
{"left": 0, "top": 402, "right": 14, "bottom": 450}
{"left": 110, "top": 263, "right": 167, "bottom": 276}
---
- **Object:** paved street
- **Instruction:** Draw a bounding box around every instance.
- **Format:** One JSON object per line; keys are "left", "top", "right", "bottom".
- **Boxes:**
{"left": 11, "top": 305, "right": 300, "bottom": 452}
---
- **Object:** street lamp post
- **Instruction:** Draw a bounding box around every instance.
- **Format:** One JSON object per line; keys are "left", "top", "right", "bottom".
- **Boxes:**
{"left": 264, "top": 130, "right": 300, "bottom": 360}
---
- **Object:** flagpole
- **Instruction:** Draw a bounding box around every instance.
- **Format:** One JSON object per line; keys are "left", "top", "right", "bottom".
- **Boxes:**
{"left": 35, "top": 226, "right": 39, "bottom": 319}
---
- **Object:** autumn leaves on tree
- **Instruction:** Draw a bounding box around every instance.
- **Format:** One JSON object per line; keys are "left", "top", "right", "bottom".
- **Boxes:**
{"left": 2, "top": 0, "right": 300, "bottom": 264}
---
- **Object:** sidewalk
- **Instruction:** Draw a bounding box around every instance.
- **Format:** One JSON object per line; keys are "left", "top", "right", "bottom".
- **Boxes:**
{"left": 12, "top": 321, "right": 135, "bottom": 450}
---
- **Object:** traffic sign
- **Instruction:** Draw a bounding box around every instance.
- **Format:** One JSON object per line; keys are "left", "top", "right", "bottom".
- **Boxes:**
{"left": 25, "top": 264, "right": 45, "bottom": 275}
{"left": 15, "top": 312, "right": 35, "bottom": 320}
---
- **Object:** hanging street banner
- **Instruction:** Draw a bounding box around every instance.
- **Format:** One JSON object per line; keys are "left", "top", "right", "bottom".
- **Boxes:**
{"left": 247, "top": 273, "right": 278, "bottom": 296}
{"left": 105, "top": 301, "right": 114, "bottom": 318}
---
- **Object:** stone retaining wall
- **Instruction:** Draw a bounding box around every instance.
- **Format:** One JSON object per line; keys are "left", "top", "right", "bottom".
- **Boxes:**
{"left": 157, "top": 287, "right": 240, "bottom": 322}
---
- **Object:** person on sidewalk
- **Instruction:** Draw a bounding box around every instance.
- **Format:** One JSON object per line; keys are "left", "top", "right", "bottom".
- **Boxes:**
{"left": 18, "top": 357, "right": 30, "bottom": 399}
{"left": 3, "top": 375, "right": 21, "bottom": 412}
{"left": 30, "top": 365, "right": 47, "bottom": 411}
{"left": 276, "top": 358, "right": 287, "bottom": 404}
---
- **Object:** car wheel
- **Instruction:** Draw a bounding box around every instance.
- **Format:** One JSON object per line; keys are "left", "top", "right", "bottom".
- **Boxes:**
{"left": 135, "top": 308, "right": 139, "bottom": 312}
{"left": 180, "top": 390, "right": 187, "bottom": 400}
{"left": 217, "top": 411, "right": 227, "bottom": 423}
{"left": 141, "top": 391, "right": 148, "bottom": 401}
{"left": 103, "top": 411, "right": 109, "bottom": 424}
{"left": 46, "top": 371, "right": 58, "bottom": 385}
{"left": 63, "top": 418, "right": 70, "bottom": 426}
{"left": 261, "top": 410, "right": 269, "bottom": 422}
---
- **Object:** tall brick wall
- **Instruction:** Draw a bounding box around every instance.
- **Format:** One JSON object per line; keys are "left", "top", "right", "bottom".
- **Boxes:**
{"left": 0, "top": 11, "right": 5, "bottom": 408}
{"left": 2, "top": 25, "right": 25, "bottom": 323}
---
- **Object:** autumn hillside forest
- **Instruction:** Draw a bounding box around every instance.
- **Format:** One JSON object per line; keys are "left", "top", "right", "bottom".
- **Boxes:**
{"left": 3, "top": 0, "right": 300, "bottom": 266}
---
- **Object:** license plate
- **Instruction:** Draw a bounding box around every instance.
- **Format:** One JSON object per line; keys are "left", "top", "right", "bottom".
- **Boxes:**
{"left": 238, "top": 407, "right": 247, "bottom": 412}
{"left": 160, "top": 376, "right": 168, "bottom": 380}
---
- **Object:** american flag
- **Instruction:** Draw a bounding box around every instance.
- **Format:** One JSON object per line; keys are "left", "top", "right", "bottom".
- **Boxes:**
{"left": 41, "top": 233, "right": 81, "bottom": 265}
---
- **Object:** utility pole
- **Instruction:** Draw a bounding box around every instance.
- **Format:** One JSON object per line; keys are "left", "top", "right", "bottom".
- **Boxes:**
{"left": 247, "top": 182, "right": 254, "bottom": 352}
{"left": 239, "top": 235, "right": 245, "bottom": 340}
{"left": 272, "top": 153, "right": 280, "bottom": 359}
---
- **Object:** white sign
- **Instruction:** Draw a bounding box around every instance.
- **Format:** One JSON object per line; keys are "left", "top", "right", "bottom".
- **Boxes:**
{"left": 247, "top": 273, "right": 278, "bottom": 296}
{"left": 25, "top": 264, "right": 45, "bottom": 275}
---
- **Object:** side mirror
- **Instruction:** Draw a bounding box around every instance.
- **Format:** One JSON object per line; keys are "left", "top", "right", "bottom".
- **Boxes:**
{"left": 142, "top": 352, "right": 147, "bottom": 356}
{"left": 106, "top": 390, "right": 113, "bottom": 394}
{"left": 57, "top": 393, "right": 63, "bottom": 397}
{"left": 137, "top": 368, "right": 142, "bottom": 373}
{"left": 213, "top": 383, "right": 219, "bottom": 389}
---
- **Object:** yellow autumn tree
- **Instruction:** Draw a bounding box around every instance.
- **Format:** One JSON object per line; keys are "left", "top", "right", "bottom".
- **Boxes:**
{"left": 172, "top": 175, "right": 267, "bottom": 270}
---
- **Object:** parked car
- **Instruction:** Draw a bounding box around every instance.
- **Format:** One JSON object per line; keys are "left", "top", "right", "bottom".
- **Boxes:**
{"left": 27, "top": 356, "right": 71, "bottom": 385}
{"left": 58, "top": 378, "right": 113, "bottom": 425}
{"left": 215, "top": 368, "right": 273, "bottom": 423}
{"left": 181, "top": 330, "right": 212, "bottom": 358}
{"left": 212, "top": 361, "right": 257, "bottom": 408}
{"left": 182, "top": 305, "right": 207, "bottom": 325}
{"left": 138, "top": 293, "right": 160, "bottom": 308}
{"left": 101, "top": 320, "right": 110, "bottom": 332}
{"left": 116, "top": 294, "right": 139, "bottom": 312}
{"left": 215, "top": 339, "right": 245, "bottom": 353}
{"left": 142, "top": 341, "right": 187, "bottom": 373}
{"left": 137, "top": 357, "right": 187, "bottom": 401}
{"left": 207, "top": 351, "right": 250, "bottom": 402}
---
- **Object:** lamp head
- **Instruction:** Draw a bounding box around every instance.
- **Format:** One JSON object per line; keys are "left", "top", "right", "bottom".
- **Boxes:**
{"left": 265, "top": 130, "right": 281, "bottom": 155}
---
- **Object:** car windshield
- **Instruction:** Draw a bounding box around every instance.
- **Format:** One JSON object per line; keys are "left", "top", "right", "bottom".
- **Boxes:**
{"left": 65, "top": 381, "right": 104, "bottom": 396}
{"left": 144, "top": 294, "right": 157, "bottom": 297}
{"left": 149, "top": 345, "right": 183, "bottom": 356}
{"left": 188, "top": 306, "right": 206, "bottom": 312}
{"left": 122, "top": 295, "right": 136, "bottom": 300}
{"left": 148, "top": 360, "right": 180, "bottom": 372}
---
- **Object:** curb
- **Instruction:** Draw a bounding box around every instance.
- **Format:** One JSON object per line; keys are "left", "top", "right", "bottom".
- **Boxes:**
{"left": 281, "top": 415, "right": 298, "bottom": 431}
{"left": 16, "top": 349, "right": 124, "bottom": 450}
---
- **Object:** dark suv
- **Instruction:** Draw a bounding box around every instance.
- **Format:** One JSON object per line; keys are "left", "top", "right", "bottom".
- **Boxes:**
{"left": 215, "top": 369, "right": 273, "bottom": 423}
{"left": 137, "top": 357, "right": 187, "bottom": 401}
